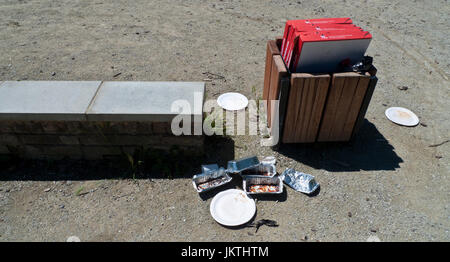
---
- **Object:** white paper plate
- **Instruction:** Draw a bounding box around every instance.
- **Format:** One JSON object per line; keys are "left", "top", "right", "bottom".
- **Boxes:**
{"left": 217, "top": 92, "right": 249, "bottom": 111}
{"left": 210, "top": 189, "right": 256, "bottom": 226}
{"left": 385, "top": 107, "right": 419, "bottom": 127}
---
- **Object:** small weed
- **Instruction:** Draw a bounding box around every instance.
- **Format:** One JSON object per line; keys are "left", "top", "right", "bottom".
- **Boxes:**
{"left": 75, "top": 186, "right": 84, "bottom": 196}
{"left": 256, "top": 95, "right": 263, "bottom": 110}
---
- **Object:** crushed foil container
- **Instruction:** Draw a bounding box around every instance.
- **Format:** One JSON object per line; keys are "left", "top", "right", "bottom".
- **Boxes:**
{"left": 240, "top": 163, "right": 276, "bottom": 178}
{"left": 281, "top": 168, "right": 319, "bottom": 194}
{"left": 227, "top": 156, "right": 260, "bottom": 174}
{"left": 192, "top": 167, "right": 232, "bottom": 193}
{"left": 201, "top": 164, "right": 219, "bottom": 173}
{"left": 243, "top": 176, "right": 283, "bottom": 195}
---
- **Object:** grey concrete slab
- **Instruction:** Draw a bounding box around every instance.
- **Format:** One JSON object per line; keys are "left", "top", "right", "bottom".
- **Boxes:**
{"left": 0, "top": 81, "right": 102, "bottom": 121}
{"left": 86, "top": 81, "right": 205, "bottom": 121}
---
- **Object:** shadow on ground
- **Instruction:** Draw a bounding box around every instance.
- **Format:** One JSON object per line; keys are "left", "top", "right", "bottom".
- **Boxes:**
{"left": 0, "top": 120, "right": 403, "bottom": 180}
{"left": 0, "top": 136, "right": 235, "bottom": 181}
{"left": 276, "top": 120, "right": 403, "bottom": 172}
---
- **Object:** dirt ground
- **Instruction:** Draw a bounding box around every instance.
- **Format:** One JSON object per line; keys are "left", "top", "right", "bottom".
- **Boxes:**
{"left": 0, "top": 0, "right": 449, "bottom": 242}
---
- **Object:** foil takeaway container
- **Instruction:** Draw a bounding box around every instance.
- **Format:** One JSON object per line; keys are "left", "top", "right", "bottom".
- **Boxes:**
{"left": 192, "top": 167, "right": 232, "bottom": 193}
{"left": 227, "top": 156, "right": 260, "bottom": 174}
{"left": 282, "top": 168, "right": 319, "bottom": 194}
{"left": 240, "top": 163, "right": 277, "bottom": 178}
{"left": 243, "top": 176, "right": 283, "bottom": 194}
{"left": 201, "top": 164, "right": 219, "bottom": 173}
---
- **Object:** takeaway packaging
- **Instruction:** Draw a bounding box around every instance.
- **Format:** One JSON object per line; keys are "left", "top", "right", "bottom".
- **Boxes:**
{"left": 281, "top": 18, "right": 372, "bottom": 73}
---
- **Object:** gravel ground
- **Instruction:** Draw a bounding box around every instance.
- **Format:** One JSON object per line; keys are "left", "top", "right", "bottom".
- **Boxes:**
{"left": 0, "top": 0, "right": 449, "bottom": 241}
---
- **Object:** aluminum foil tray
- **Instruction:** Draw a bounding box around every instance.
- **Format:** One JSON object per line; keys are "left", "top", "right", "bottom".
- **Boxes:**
{"left": 243, "top": 176, "right": 283, "bottom": 195}
{"left": 192, "top": 168, "right": 232, "bottom": 193}
{"left": 240, "top": 163, "right": 276, "bottom": 178}
{"left": 282, "top": 168, "right": 319, "bottom": 194}
{"left": 201, "top": 164, "right": 219, "bottom": 174}
{"left": 227, "top": 156, "right": 260, "bottom": 173}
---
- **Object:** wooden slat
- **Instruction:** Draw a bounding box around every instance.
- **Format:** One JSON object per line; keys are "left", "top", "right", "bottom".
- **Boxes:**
{"left": 263, "top": 40, "right": 281, "bottom": 112}
{"left": 340, "top": 72, "right": 371, "bottom": 141}
{"left": 282, "top": 77, "right": 302, "bottom": 143}
{"left": 301, "top": 77, "right": 317, "bottom": 141}
{"left": 263, "top": 43, "right": 273, "bottom": 103}
{"left": 318, "top": 72, "right": 372, "bottom": 142}
{"left": 351, "top": 68, "right": 378, "bottom": 139}
{"left": 289, "top": 77, "right": 304, "bottom": 142}
{"left": 268, "top": 39, "right": 281, "bottom": 56}
{"left": 294, "top": 77, "right": 310, "bottom": 141}
{"left": 282, "top": 74, "right": 330, "bottom": 143}
{"left": 275, "top": 36, "right": 283, "bottom": 49}
{"left": 329, "top": 76, "right": 359, "bottom": 141}
{"left": 317, "top": 74, "right": 345, "bottom": 141}
{"left": 306, "top": 76, "right": 330, "bottom": 141}
{"left": 277, "top": 77, "right": 291, "bottom": 145}
{"left": 267, "top": 55, "right": 288, "bottom": 128}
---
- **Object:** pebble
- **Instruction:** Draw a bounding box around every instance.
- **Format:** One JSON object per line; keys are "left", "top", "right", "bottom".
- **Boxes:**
{"left": 67, "top": 236, "right": 80, "bottom": 242}
{"left": 366, "top": 235, "right": 381, "bottom": 242}
{"left": 44, "top": 188, "right": 51, "bottom": 192}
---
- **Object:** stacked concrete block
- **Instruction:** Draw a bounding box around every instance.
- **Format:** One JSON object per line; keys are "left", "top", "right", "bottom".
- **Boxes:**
{"left": 0, "top": 81, "right": 205, "bottom": 160}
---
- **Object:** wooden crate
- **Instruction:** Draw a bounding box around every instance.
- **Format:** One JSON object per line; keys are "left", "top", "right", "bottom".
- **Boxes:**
{"left": 263, "top": 39, "right": 378, "bottom": 144}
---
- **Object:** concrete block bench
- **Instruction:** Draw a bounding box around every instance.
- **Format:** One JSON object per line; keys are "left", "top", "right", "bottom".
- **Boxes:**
{"left": 0, "top": 81, "right": 205, "bottom": 159}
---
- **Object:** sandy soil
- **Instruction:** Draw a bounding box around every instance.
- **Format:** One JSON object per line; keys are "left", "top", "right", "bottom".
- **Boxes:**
{"left": 0, "top": 0, "right": 449, "bottom": 241}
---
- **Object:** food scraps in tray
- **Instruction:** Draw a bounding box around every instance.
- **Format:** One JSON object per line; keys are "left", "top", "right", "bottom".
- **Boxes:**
{"left": 197, "top": 176, "right": 229, "bottom": 191}
{"left": 248, "top": 184, "right": 280, "bottom": 193}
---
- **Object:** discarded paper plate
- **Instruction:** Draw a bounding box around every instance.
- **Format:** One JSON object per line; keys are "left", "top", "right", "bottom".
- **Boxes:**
{"left": 385, "top": 107, "right": 419, "bottom": 127}
{"left": 210, "top": 189, "right": 256, "bottom": 226}
{"left": 217, "top": 92, "right": 249, "bottom": 111}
